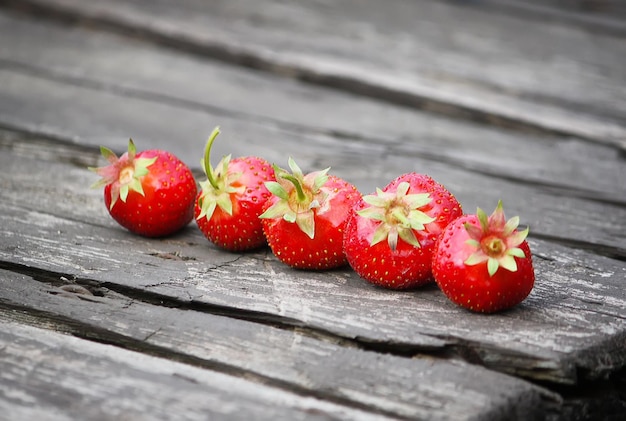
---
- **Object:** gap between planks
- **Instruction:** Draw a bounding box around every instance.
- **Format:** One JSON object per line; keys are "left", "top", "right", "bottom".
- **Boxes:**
{"left": 4, "top": 259, "right": 626, "bottom": 419}
{"left": 0, "top": 302, "right": 410, "bottom": 421}
{"left": 0, "top": 268, "right": 565, "bottom": 421}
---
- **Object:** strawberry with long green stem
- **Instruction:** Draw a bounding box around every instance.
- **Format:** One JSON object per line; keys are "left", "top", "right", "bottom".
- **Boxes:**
{"left": 195, "top": 127, "right": 275, "bottom": 251}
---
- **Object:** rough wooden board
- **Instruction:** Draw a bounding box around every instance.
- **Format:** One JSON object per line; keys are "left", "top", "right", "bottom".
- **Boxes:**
{"left": 1, "top": 174, "right": 624, "bottom": 387}
{"left": 0, "top": 71, "right": 625, "bottom": 254}
{"left": 0, "top": 320, "right": 397, "bottom": 421}
{"left": 2, "top": 0, "right": 625, "bottom": 147}
{"left": 0, "top": 11, "right": 624, "bottom": 202}
{"left": 475, "top": 0, "right": 626, "bottom": 36}
{"left": 0, "top": 67, "right": 363, "bottom": 175}
{"left": 0, "top": 273, "right": 560, "bottom": 421}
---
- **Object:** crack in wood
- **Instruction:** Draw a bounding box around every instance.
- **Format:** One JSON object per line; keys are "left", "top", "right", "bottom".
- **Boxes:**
{"left": 530, "top": 233, "right": 626, "bottom": 263}
{"left": 147, "top": 250, "right": 197, "bottom": 262}
{"left": 4, "top": 258, "right": 626, "bottom": 418}
{"left": 1, "top": 257, "right": 622, "bottom": 390}
{"left": 0, "top": 300, "right": 419, "bottom": 421}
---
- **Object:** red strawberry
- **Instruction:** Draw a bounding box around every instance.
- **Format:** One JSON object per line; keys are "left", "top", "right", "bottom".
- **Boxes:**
{"left": 343, "top": 173, "right": 462, "bottom": 289}
{"left": 89, "top": 139, "right": 197, "bottom": 237}
{"left": 195, "top": 127, "right": 275, "bottom": 251}
{"left": 260, "top": 158, "right": 360, "bottom": 270}
{"left": 432, "top": 201, "right": 535, "bottom": 313}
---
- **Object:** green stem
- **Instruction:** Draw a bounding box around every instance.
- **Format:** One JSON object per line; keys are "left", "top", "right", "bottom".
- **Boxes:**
{"left": 391, "top": 208, "right": 409, "bottom": 226}
{"left": 204, "top": 127, "right": 221, "bottom": 189}
{"left": 280, "top": 174, "right": 307, "bottom": 202}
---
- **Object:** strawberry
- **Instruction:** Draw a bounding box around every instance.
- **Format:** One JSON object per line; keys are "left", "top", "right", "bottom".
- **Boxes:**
{"left": 259, "top": 158, "right": 360, "bottom": 270}
{"left": 195, "top": 127, "right": 275, "bottom": 251}
{"left": 432, "top": 201, "right": 535, "bottom": 313}
{"left": 343, "top": 173, "right": 462, "bottom": 289}
{"left": 89, "top": 139, "right": 197, "bottom": 237}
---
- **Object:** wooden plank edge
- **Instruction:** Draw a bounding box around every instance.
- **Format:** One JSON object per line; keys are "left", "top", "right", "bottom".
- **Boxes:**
{"left": 0, "top": 256, "right": 609, "bottom": 388}
{"left": 1, "top": 0, "right": 625, "bottom": 152}
{"left": 0, "top": 273, "right": 564, "bottom": 421}
{"left": 0, "top": 320, "right": 395, "bottom": 421}
{"left": 5, "top": 265, "right": 625, "bottom": 419}
{"left": 0, "top": 300, "right": 413, "bottom": 420}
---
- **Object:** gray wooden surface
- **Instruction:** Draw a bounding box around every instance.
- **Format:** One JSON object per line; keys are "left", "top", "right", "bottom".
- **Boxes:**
{"left": 0, "top": 0, "right": 625, "bottom": 419}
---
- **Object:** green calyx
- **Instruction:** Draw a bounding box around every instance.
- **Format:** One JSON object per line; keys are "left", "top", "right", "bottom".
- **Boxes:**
{"left": 88, "top": 138, "right": 157, "bottom": 210}
{"left": 357, "top": 181, "right": 435, "bottom": 251}
{"left": 259, "top": 157, "right": 329, "bottom": 239}
{"left": 197, "top": 126, "right": 245, "bottom": 221}
{"left": 464, "top": 200, "right": 529, "bottom": 277}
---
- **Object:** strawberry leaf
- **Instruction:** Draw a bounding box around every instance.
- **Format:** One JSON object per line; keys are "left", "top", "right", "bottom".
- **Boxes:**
{"left": 498, "top": 254, "right": 518, "bottom": 273}
{"left": 197, "top": 198, "right": 217, "bottom": 221}
{"left": 489, "top": 200, "right": 507, "bottom": 230}
{"left": 477, "top": 207, "right": 489, "bottom": 232}
{"left": 487, "top": 258, "right": 499, "bottom": 276}
{"left": 265, "top": 181, "right": 288, "bottom": 200}
{"left": 508, "top": 226, "right": 529, "bottom": 247}
{"left": 464, "top": 251, "right": 489, "bottom": 266}
{"left": 507, "top": 247, "right": 526, "bottom": 258}
{"left": 398, "top": 227, "right": 420, "bottom": 248}
{"left": 371, "top": 223, "right": 391, "bottom": 247}
{"left": 356, "top": 207, "right": 386, "bottom": 222}
{"left": 259, "top": 200, "right": 292, "bottom": 220}
{"left": 503, "top": 215, "right": 520, "bottom": 236}
{"left": 288, "top": 157, "right": 303, "bottom": 178}
{"left": 296, "top": 210, "right": 316, "bottom": 239}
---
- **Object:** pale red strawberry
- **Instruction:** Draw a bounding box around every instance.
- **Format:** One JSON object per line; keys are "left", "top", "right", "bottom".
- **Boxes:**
{"left": 195, "top": 127, "right": 275, "bottom": 251}
{"left": 343, "top": 173, "right": 462, "bottom": 289}
{"left": 432, "top": 201, "right": 535, "bottom": 313}
{"left": 89, "top": 139, "right": 196, "bottom": 237}
{"left": 260, "top": 158, "right": 360, "bottom": 270}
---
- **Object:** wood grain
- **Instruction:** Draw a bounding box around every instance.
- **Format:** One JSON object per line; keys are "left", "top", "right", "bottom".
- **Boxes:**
{"left": 475, "top": 0, "right": 626, "bottom": 36}
{"left": 0, "top": 272, "right": 557, "bottom": 420}
{"left": 0, "top": 319, "right": 397, "bottom": 421}
{"left": 0, "top": 11, "right": 624, "bottom": 204}
{"left": 0, "top": 145, "right": 624, "bottom": 386}
{"left": 1, "top": 86, "right": 624, "bottom": 254}
{"left": 2, "top": 0, "right": 625, "bottom": 147}
{"left": 0, "top": 1, "right": 625, "bottom": 418}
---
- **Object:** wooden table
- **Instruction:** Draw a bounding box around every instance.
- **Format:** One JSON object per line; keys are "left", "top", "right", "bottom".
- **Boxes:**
{"left": 1, "top": 0, "right": 625, "bottom": 419}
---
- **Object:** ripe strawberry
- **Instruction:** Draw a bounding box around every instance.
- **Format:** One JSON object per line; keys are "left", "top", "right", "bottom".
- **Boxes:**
{"left": 343, "top": 173, "right": 462, "bottom": 289}
{"left": 259, "top": 158, "right": 360, "bottom": 270}
{"left": 432, "top": 201, "right": 535, "bottom": 313}
{"left": 89, "top": 139, "right": 197, "bottom": 237}
{"left": 195, "top": 127, "right": 275, "bottom": 251}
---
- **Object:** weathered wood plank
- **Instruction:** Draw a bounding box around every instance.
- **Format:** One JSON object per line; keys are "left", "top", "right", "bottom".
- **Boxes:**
{"left": 0, "top": 10, "right": 624, "bottom": 203}
{"left": 0, "top": 320, "right": 395, "bottom": 421}
{"left": 0, "top": 68, "right": 625, "bottom": 254}
{"left": 474, "top": 0, "right": 626, "bottom": 36}
{"left": 2, "top": 0, "right": 625, "bottom": 147}
{"left": 0, "top": 145, "right": 624, "bottom": 386}
{"left": 0, "top": 272, "right": 558, "bottom": 420}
